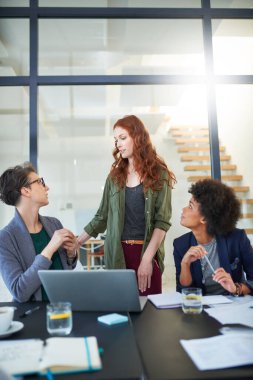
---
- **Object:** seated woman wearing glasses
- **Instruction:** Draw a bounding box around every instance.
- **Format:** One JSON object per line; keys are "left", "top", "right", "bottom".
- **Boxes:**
{"left": 0, "top": 163, "right": 77, "bottom": 302}
{"left": 173, "top": 179, "right": 253, "bottom": 296}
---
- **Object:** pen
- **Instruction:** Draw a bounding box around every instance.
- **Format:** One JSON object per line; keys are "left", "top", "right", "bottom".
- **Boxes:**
{"left": 203, "top": 254, "right": 215, "bottom": 274}
{"left": 19, "top": 306, "right": 40, "bottom": 318}
{"left": 46, "top": 369, "right": 54, "bottom": 380}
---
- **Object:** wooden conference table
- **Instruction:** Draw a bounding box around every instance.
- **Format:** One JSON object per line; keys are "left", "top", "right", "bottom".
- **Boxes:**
{"left": 1, "top": 301, "right": 253, "bottom": 380}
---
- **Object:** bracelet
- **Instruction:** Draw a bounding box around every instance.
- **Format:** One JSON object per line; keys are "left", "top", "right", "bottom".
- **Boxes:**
{"left": 232, "top": 282, "right": 242, "bottom": 297}
{"left": 67, "top": 250, "right": 77, "bottom": 259}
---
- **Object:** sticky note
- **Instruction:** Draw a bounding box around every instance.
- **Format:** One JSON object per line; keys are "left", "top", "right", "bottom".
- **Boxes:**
{"left": 97, "top": 313, "right": 128, "bottom": 325}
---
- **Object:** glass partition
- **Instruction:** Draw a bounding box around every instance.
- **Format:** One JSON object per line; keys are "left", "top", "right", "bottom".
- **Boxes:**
{"left": 216, "top": 84, "right": 253, "bottom": 241}
{"left": 38, "top": 83, "right": 208, "bottom": 283}
{"left": 212, "top": 19, "right": 253, "bottom": 75}
{"left": 211, "top": 0, "right": 253, "bottom": 8}
{"left": 1, "top": 0, "right": 252, "bottom": 293}
{"left": 0, "top": 19, "right": 29, "bottom": 76}
{"left": 38, "top": 83, "right": 208, "bottom": 235}
{"left": 39, "top": 19, "right": 204, "bottom": 75}
{"left": 0, "top": 0, "right": 29, "bottom": 6}
{"left": 0, "top": 86, "right": 29, "bottom": 229}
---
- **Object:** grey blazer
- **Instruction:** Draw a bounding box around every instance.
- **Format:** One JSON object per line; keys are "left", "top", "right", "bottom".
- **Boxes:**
{"left": 0, "top": 209, "right": 76, "bottom": 302}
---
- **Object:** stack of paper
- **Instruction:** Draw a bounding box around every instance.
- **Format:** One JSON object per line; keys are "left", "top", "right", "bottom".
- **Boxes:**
{"left": 205, "top": 300, "right": 253, "bottom": 328}
{"left": 147, "top": 292, "right": 182, "bottom": 308}
{"left": 147, "top": 292, "right": 233, "bottom": 309}
{"left": 180, "top": 334, "right": 253, "bottom": 370}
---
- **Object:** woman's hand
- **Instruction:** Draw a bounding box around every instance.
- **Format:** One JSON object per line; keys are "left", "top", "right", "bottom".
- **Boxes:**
{"left": 212, "top": 267, "right": 236, "bottom": 293}
{"left": 180, "top": 245, "right": 207, "bottom": 287}
{"left": 137, "top": 228, "right": 165, "bottom": 292}
{"left": 63, "top": 236, "right": 78, "bottom": 257}
{"left": 77, "top": 230, "right": 90, "bottom": 247}
{"left": 62, "top": 234, "right": 77, "bottom": 249}
{"left": 41, "top": 228, "right": 76, "bottom": 260}
{"left": 182, "top": 245, "right": 207, "bottom": 265}
{"left": 137, "top": 257, "right": 153, "bottom": 293}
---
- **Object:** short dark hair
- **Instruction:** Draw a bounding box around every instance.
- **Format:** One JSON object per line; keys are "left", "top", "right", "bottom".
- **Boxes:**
{"left": 0, "top": 162, "right": 36, "bottom": 206}
{"left": 189, "top": 179, "right": 241, "bottom": 236}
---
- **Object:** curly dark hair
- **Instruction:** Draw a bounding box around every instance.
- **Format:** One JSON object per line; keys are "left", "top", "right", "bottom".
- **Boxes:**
{"left": 110, "top": 115, "right": 176, "bottom": 192}
{"left": 0, "top": 162, "right": 36, "bottom": 206}
{"left": 189, "top": 179, "right": 241, "bottom": 236}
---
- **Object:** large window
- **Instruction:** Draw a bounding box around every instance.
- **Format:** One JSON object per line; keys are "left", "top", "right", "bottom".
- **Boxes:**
{"left": 212, "top": 19, "right": 253, "bottom": 75}
{"left": 38, "top": 84, "right": 208, "bottom": 233}
{"left": 0, "top": 2, "right": 253, "bottom": 263}
{"left": 0, "top": 19, "right": 29, "bottom": 76}
{"left": 39, "top": 19, "right": 204, "bottom": 76}
{"left": 39, "top": 0, "right": 201, "bottom": 8}
{"left": 0, "top": 86, "right": 29, "bottom": 228}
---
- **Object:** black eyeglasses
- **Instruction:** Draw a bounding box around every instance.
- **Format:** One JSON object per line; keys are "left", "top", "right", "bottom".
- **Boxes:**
{"left": 27, "top": 177, "right": 46, "bottom": 187}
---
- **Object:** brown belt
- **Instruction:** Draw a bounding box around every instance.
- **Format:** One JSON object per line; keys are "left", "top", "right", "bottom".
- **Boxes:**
{"left": 121, "top": 240, "right": 144, "bottom": 245}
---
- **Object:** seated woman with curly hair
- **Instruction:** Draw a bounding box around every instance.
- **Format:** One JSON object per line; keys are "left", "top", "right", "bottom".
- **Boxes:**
{"left": 173, "top": 179, "right": 253, "bottom": 296}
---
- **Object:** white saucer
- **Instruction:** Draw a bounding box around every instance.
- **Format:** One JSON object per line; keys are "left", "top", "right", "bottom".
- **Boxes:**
{"left": 0, "top": 321, "right": 24, "bottom": 339}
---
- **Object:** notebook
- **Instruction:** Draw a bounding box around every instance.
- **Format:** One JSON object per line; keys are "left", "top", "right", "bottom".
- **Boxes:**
{"left": 38, "top": 269, "right": 147, "bottom": 312}
{"left": 0, "top": 337, "right": 102, "bottom": 376}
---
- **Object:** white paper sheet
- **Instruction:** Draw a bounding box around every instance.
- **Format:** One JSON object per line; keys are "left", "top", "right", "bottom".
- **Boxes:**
{"left": 147, "top": 292, "right": 182, "bottom": 308}
{"left": 202, "top": 295, "right": 232, "bottom": 305}
{"left": 209, "top": 295, "right": 253, "bottom": 308}
{"left": 0, "top": 339, "right": 43, "bottom": 375}
{"left": 147, "top": 292, "right": 233, "bottom": 309}
{"left": 180, "top": 334, "right": 253, "bottom": 370}
{"left": 220, "top": 326, "right": 253, "bottom": 335}
{"left": 205, "top": 301, "right": 253, "bottom": 328}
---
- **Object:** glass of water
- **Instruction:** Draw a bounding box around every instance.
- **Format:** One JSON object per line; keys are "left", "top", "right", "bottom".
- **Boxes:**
{"left": 47, "top": 302, "right": 72, "bottom": 335}
{"left": 182, "top": 288, "right": 202, "bottom": 314}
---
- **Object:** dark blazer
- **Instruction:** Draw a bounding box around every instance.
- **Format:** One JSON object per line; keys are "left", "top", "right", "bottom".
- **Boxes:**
{"left": 173, "top": 228, "right": 253, "bottom": 294}
{"left": 0, "top": 209, "right": 77, "bottom": 302}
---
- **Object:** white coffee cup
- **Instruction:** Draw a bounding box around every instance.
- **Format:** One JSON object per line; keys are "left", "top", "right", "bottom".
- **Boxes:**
{"left": 0, "top": 307, "right": 15, "bottom": 333}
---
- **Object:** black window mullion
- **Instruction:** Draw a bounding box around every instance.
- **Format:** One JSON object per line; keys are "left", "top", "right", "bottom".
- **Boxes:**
{"left": 202, "top": 0, "right": 221, "bottom": 180}
{"left": 29, "top": 0, "right": 38, "bottom": 171}
{"left": 37, "top": 75, "right": 206, "bottom": 86}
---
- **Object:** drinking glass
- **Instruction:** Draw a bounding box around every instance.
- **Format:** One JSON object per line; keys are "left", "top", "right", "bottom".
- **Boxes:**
{"left": 182, "top": 288, "right": 202, "bottom": 314}
{"left": 47, "top": 302, "right": 72, "bottom": 335}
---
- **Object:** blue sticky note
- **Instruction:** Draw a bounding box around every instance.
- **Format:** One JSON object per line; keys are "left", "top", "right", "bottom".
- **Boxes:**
{"left": 97, "top": 313, "right": 128, "bottom": 325}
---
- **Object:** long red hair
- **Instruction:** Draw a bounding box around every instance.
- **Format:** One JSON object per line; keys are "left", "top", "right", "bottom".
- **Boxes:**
{"left": 110, "top": 115, "right": 176, "bottom": 192}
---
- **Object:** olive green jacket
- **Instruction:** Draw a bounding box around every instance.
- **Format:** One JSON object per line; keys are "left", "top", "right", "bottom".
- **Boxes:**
{"left": 84, "top": 171, "right": 172, "bottom": 273}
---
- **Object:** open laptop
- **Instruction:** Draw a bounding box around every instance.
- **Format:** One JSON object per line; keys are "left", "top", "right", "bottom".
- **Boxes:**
{"left": 38, "top": 269, "right": 147, "bottom": 312}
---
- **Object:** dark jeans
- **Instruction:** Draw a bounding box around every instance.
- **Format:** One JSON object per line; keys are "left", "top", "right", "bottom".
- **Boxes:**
{"left": 122, "top": 242, "right": 162, "bottom": 296}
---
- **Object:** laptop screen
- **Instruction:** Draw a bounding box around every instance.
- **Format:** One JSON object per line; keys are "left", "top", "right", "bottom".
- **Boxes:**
{"left": 38, "top": 269, "right": 147, "bottom": 312}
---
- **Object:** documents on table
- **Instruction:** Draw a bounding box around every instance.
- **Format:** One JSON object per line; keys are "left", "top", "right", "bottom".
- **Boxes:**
{"left": 0, "top": 336, "right": 102, "bottom": 376}
{"left": 202, "top": 295, "right": 232, "bottom": 305}
{"left": 205, "top": 300, "right": 253, "bottom": 328}
{"left": 147, "top": 292, "right": 182, "bottom": 308}
{"left": 180, "top": 334, "right": 253, "bottom": 370}
{"left": 147, "top": 292, "right": 232, "bottom": 309}
{"left": 220, "top": 326, "right": 253, "bottom": 335}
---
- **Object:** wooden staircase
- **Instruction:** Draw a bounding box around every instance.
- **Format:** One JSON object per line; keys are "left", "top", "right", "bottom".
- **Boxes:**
{"left": 170, "top": 126, "right": 253, "bottom": 242}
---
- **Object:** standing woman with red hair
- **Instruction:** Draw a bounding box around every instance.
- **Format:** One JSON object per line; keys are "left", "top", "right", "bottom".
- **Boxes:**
{"left": 78, "top": 115, "right": 175, "bottom": 295}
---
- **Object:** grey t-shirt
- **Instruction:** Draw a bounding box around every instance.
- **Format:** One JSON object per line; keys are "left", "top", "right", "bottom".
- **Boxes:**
{"left": 200, "top": 238, "right": 224, "bottom": 295}
{"left": 121, "top": 183, "right": 145, "bottom": 240}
